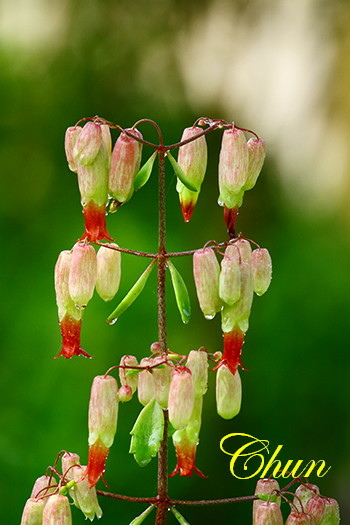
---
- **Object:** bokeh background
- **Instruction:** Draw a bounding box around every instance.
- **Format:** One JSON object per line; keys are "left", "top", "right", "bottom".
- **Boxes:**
{"left": 1, "top": 0, "right": 349, "bottom": 523}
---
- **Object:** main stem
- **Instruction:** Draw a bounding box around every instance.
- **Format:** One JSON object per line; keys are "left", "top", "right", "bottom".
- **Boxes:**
{"left": 156, "top": 150, "right": 169, "bottom": 525}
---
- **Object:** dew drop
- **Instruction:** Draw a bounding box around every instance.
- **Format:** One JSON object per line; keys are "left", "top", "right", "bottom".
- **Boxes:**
{"left": 217, "top": 199, "right": 224, "bottom": 207}
{"left": 107, "top": 317, "right": 118, "bottom": 325}
{"left": 204, "top": 314, "right": 215, "bottom": 320}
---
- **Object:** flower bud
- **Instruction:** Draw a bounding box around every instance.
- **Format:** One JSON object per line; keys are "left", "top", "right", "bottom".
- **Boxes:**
{"left": 253, "top": 502, "right": 283, "bottom": 525}
{"left": 42, "top": 495, "right": 72, "bottom": 525}
{"left": 73, "top": 122, "right": 102, "bottom": 166}
{"left": 65, "top": 126, "right": 82, "bottom": 172}
{"left": 186, "top": 349, "right": 208, "bottom": 398}
{"left": 168, "top": 366, "right": 195, "bottom": 430}
{"left": 285, "top": 512, "right": 312, "bottom": 525}
{"left": 193, "top": 247, "right": 222, "bottom": 319}
{"left": 109, "top": 128, "right": 143, "bottom": 204}
{"left": 86, "top": 375, "right": 118, "bottom": 487}
{"left": 150, "top": 341, "right": 163, "bottom": 354}
{"left": 305, "top": 496, "right": 326, "bottom": 524}
{"left": 54, "top": 250, "right": 75, "bottom": 321}
{"left": 61, "top": 452, "right": 81, "bottom": 478}
{"left": 252, "top": 248, "right": 272, "bottom": 296}
{"left": 218, "top": 128, "right": 248, "bottom": 209}
{"left": 21, "top": 498, "right": 46, "bottom": 525}
{"left": 176, "top": 126, "right": 207, "bottom": 222}
{"left": 88, "top": 375, "right": 119, "bottom": 448}
{"left": 118, "top": 385, "right": 133, "bottom": 402}
{"left": 253, "top": 479, "right": 281, "bottom": 523}
{"left": 219, "top": 244, "right": 241, "bottom": 305}
{"left": 96, "top": 244, "right": 121, "bottom": 301}
{"left": 68, "top": 243, "right": 97, "bottom": 308}
{"left": 235, "top": 238, "right": 252, "bottom": 263}
{"left": 152, "top": 355, "right": 172, "bottom": 408}
{"left": 216, "top": 364, "right": 241, "bottom": 419}
{"left": 119, "top": 355, "right": 139, "bottom": 394}
{"left": 319, "top": 498, "right": 340, "bottom": 525}
{"left": 67, "top": 464, "right": 103, "bottom": 521}
{"left": 221, "top": 261, "right": 254, "bottom": 334}
{"left": 138, "top": 357, "right": 155, "bottom": 406}
{"left": 243, "top": 137, "right": 266, "bottom": 191}
{"left": 293, "top": 484, "right": 319, "bottom": 513}
{"left": 30, "top": 475, "right": 57, "bottom": 499}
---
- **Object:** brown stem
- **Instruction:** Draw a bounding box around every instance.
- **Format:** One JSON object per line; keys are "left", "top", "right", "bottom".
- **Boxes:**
{"left": 155, "top": 149, "right": 169, "bottom": 525}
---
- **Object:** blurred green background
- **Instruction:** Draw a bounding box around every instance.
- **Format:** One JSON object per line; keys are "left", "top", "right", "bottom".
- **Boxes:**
{"left": 1, "top": 0, "right": 349, "bottom": 523}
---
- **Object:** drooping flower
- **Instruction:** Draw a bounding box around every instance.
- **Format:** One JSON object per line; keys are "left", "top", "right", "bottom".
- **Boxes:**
{"left": 85, "top": 375, "right": 119, "bottom": 487}
{"left": 252, "top": 248, "right": 272, "bottom": 296}
{"left": 253, "top": 502, "right": 283, "bottom": 525}
{"left": 253, "top": 479, "right": 281, "bottom": 523}
{"left": 109, "top": 128, "right": 143, "bottom": 205}
{"left": 193, "top": 247, "right": 222, "bottom": 319}
{"left": 185, "top": 349, "right": 208, "bottom": 398}
{"left": 54, "top": 250, "right": 91, "bottom": 358}
{"left": 62, "top": 453, "right": 102, "bottom": 521}
{"left": 96, "top": 244, "right": 121, "bottom": 302}
{"left": 42, "top": 495, "right": 72, "bottom": 525}
{"left": 68, "top": 243, "right": 97, "bottom": 308}
{"left": 216, "top": 364, "right": 241, "bottom": 419}
{"left": 168, "top": 366, "right": 195, "bottom": 430}
{"left": 176, "top": 126, "right": 207, "bottom": 222}
{"left": 170, "top": 397, "right": 206, "bottom": 478}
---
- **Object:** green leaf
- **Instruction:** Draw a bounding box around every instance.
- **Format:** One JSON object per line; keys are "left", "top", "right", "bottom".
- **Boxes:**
{"left": 167, "top": 152, "right": 198, "bottom": 192}
{"left": 134, "top": 152, "right": 157, "bottom": 191}
{"left": 167, "top": 260, "right": 191, "bottom": 324}
{"left": 107, "top": 260, "right": 156, "bottom": 324}
{"left": 129, "top": 505, "right": 155, "bottom": 525}
{"left": 257, "top": 494, "right": 278, "bottom": 502}
{"left": 129, "top": 400, "right": 164, "bottom": 467}
{"left": 126, "top": 369, "right": 140, "bottom": 377}
{"left": 170, "top": 507, "right": 190, "bottom": 525}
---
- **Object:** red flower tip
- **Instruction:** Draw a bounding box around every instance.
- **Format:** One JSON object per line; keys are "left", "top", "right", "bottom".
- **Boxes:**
{"left": 80, "top": 202, "right": 114, "bottom": 243}
{"left": 180, "top": 201, "right": 195, "bottom": 223}
{"left": 170, "top": 440, "right": 207, "bottom": 478}
{"left": 85, "top": 440, "right": 110, "bottom": 488}
{"left": 217, "top": 327, "right": 245, "bottom": 375}
{"left": 224, "top": 206, "right": 239, "bottom": 239}
{"left": 56, "top": 315, "right": 92, "bottom": 359}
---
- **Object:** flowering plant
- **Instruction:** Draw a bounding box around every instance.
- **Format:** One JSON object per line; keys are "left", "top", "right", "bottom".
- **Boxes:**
{"left": 20, "top": 116, "right": 339, "bottom": 525}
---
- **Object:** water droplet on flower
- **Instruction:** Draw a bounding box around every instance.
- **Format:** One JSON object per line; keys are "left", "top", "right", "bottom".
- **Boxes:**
{"left": 204, "top": 314, "right": 215, "bottom": 320}
{"left": 217, "top": 199, "right": 224, "bottom": 207}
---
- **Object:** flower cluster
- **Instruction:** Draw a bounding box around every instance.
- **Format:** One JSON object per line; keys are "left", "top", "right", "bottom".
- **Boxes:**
{"left": 54, "top": 242, "right": 121, "bottom": 358}
{"left": 193, "top": 238, "right": 272, "bottom": 419}
{"left": 252, "top": 478, "right": 340, "bottom": 525}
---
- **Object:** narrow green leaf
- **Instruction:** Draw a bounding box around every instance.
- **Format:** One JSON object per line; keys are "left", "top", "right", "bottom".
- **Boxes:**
{"left": 134, "top": 152, "right": 157, "bottom": 191}
{"left": 129, "top": 400, "right": 164, "bottom": 467}
{"left": 167, "top": 260, "right": 191, "bottom": 324}
{"left": 129, "top": 505, "right": 155, "bottom": 525}
{"left": 107, "top": 260, "right": 156, "bottom": 324}
{"left": 170, "top": 507, "right": 190, "bottom": 525}
{"left": 167, "top": 152, "right": 198, "bottom": 192}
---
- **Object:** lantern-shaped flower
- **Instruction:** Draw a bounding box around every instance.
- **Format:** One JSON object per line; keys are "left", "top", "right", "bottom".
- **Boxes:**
{"left": 176, "top": 126, "right": 207, "bottom": 222}
{"left": 86, "top": 375, "right": 119, "bottom": 487}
